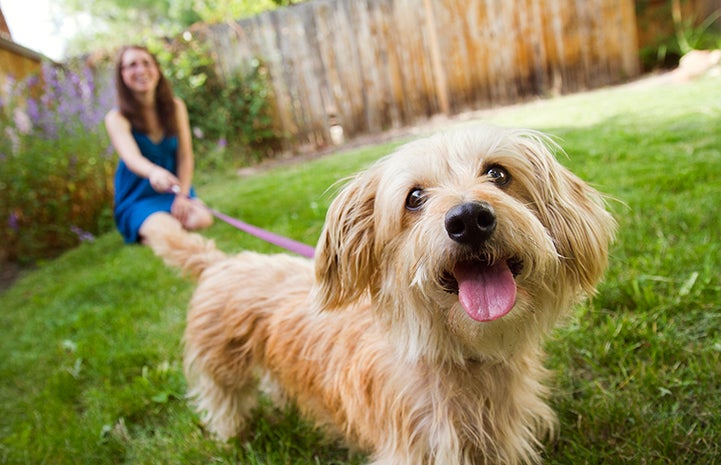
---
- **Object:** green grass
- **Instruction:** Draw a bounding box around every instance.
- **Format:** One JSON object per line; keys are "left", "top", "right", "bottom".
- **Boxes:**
{"left": 2, "top": 75, "right": 720, "bottom": 464}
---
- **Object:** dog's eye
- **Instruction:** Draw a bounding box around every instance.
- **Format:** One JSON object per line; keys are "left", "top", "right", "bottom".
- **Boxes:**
{"left": 486, "top": 165, "right": 510, "bottom": 186}
{"left": 405, "top": 188, "right": 426, "bottom": 211}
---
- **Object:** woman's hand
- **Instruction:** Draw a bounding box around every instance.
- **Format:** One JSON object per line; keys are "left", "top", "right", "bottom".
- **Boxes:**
{"left": 171, "top": 194, "right": 194, "bottom": 224}
{"left": 149, "top": 167, "right": 180, "bottom": 193}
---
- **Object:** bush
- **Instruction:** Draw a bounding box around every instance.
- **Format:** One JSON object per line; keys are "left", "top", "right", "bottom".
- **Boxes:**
{"left": 153, "top": 38, "right": 284, "bottom": 169}
{"left": 0, "top": 62, "right": 115, "bottom": 263}
{"left": 639, "top": 5, "right": 721, "bottom": 70}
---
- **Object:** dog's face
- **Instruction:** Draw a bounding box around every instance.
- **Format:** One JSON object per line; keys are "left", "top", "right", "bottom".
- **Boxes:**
{"left": 314, "top": 125, "right": 615, "bottom": 363}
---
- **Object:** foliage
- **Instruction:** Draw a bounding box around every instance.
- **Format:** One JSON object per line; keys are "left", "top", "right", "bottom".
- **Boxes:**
{"left": 0, "top": 62, "right": 116, "bottom": 263}
{"left": 189, "top": 0, "right": 293, "bottom": 23}
{"left": 271, "top": 0, "right": 306, "bottom": 5}
{"left": 56, "top": 0, "right": 308, "bottom": 58}
{"left": 151, "top": 38, "right": 284, "bottom": 170}
{"left": 58, "top": 0, "right": 197, "bottom": 57}
{"left": 1, "top": 76, "right": 720, "bottom": 464}
{"left": 672, "top": 9, "right": 721, "bottom": 55}
{"left": 638, "top": 1, "right": 721, "bottom": 70}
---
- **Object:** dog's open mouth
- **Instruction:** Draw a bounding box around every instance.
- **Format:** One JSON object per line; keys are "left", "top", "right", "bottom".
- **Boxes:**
{"left": 440, "top": 257, "right": 523, "bottom": 322}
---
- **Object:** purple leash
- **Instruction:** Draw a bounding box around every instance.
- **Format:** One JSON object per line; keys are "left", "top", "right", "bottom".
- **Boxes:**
{"left": 207, "top": 207, "right": 315, "bottom": 259}
{"left": 173, "top": 187, "right": 315, "bottom": 259}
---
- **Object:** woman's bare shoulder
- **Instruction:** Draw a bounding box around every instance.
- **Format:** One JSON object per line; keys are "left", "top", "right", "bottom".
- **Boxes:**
{"left": 173, "top": 96, "right": 188, "bottom": 112}
{"left": 105, "top": 108, "right": 129, "bottom": 127}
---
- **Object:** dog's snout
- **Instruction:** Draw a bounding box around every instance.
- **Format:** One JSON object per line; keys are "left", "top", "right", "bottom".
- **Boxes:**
{"left": 445, "top": 201, "right": 496, "bottom": 246}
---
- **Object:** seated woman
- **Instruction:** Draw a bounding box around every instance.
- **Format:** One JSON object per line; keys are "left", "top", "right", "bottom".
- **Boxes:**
{"left": 105, "top": 44, "right": 212, "bottom": 245}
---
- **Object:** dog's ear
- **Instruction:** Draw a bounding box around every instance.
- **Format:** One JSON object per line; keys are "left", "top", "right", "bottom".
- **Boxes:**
{"left": 313, "top": 172, "right": 378, "bottom": 310}
{"left": 524, "top": 140, "right": 616, "bottom": 295}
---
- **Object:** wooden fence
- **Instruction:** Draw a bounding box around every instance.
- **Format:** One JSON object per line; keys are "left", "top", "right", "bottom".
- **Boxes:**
{"left": 193, "top": 0, "right": 641, "bottom": 150}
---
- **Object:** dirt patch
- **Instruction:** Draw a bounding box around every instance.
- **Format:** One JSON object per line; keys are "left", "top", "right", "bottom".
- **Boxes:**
{"left": 0, "top": 261, "right": 28, "bottom": 294}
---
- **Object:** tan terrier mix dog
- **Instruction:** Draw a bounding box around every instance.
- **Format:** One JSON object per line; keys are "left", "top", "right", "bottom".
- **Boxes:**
{"left": 149, "top": 124, "right": 615, "bottom": 464}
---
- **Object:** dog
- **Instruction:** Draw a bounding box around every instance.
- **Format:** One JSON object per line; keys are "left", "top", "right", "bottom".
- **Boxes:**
{"left": 148, "top": 124, "right": 615, "bottom": 464}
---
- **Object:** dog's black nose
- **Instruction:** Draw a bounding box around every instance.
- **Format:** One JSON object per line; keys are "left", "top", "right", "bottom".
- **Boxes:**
{"left": 445, "top": 201, "right": 496, "bottom": 246}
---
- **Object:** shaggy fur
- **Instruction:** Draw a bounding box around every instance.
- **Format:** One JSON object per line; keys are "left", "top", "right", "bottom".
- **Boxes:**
{"left": 149, "top": 124, "right": 616, "bottom": 465}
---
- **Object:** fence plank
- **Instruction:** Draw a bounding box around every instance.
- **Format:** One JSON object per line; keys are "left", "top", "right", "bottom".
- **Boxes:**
{"left": 199, "top": 0, "right": 640, "bottom": 151}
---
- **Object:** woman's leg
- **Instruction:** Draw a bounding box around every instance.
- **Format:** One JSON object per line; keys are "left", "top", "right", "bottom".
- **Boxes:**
{"left": 139, "top": 212, "right": 184, "bottom": 245}
{"left": 139, "top": 205, "right": 213, "bottom": 246}
{"left": 182, "top": 201, "right": 214, "bottom": 231}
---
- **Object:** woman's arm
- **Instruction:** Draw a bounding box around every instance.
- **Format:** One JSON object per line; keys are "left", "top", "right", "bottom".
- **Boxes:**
{"left": 105, "top": 109, "right": 179, "bottom": 192}
{"left": 170, "top": 97, "right": 198, "bottom": 224}
{"left": 173, "top": 97, "right": 195, "bottom": 197}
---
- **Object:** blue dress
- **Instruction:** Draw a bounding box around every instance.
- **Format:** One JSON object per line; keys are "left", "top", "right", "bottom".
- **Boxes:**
{"left": 113, "top": 129, "right": 196, "bottom": 243}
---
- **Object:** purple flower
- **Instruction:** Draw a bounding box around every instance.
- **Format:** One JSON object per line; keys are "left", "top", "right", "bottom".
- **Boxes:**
{"left": 103, "top": 144, "right": 115, "bottom": 158}
{"left": 13, "top": 107, "right": 32, "bottom": 134}
{"left": 24, "top": 75, "right": 40, "bottom": 88}
{"left": 71, "top": 225, "right": 95, "bottom": 243}
{"left": 217, "top": 138, "right": 227, "bottom": 148}
{"left": 4, "top": 75, "right": 16, "bottom": 92}
{"left": 26, "top": 98, "right": 40, "bottom": 126}
{"left": 8, "top": 212, "right": 19, "bottom": 231}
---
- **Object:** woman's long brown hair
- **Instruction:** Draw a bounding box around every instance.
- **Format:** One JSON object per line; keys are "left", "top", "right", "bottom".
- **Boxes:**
{"left": 114, "top": 45, "right": 178, "bottom": 136}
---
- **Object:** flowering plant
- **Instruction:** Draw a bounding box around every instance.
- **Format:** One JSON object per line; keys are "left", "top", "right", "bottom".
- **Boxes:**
{"left": 1, "top": 62, "right": 115, "bottom": 262}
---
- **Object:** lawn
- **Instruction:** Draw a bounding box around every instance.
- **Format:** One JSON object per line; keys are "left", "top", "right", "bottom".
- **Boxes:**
{"left": 1, "top": 74, "right": 720, "bottom": 464}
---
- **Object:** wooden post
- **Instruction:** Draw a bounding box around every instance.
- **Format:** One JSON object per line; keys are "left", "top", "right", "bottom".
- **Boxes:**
{"left": 423, "top": 0, "right": 450, "bottom": 115}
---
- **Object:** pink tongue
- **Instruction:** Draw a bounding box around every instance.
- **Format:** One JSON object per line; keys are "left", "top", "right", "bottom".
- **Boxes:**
{"left": 454, "top": 261, "right": 517, "bottom": 322}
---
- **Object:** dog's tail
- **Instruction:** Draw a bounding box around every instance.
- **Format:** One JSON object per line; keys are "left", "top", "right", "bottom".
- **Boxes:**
{"left": 146, "top": 229, "right": 226, "bottom": 279}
